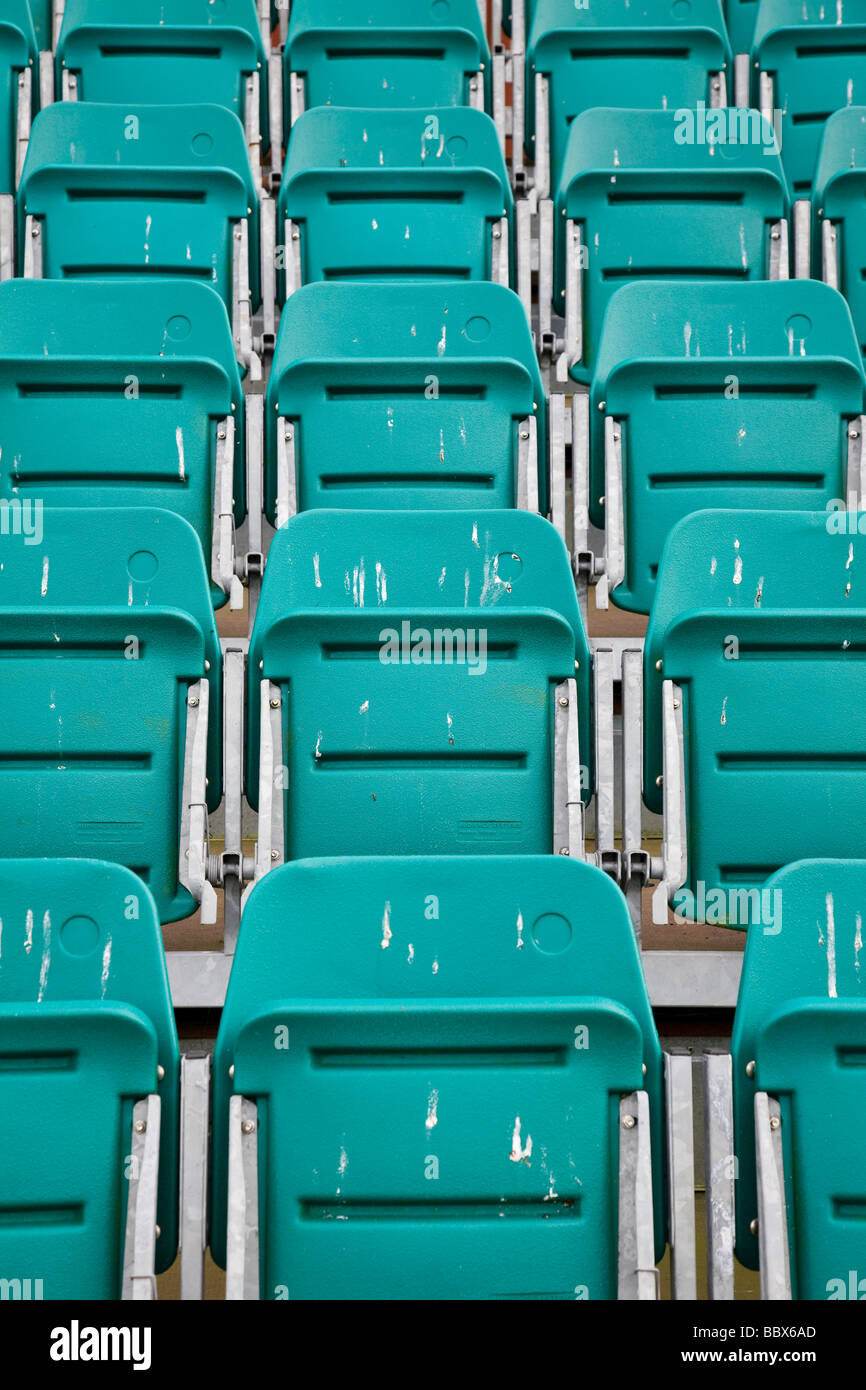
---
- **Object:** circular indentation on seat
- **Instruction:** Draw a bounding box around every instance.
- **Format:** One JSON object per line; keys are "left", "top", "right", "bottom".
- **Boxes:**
{"left": 166, "top": 314, "right": 192, "bottom": 341}
{"left": 192, "top": 131, "right": 214, "bottom": 156}
{"left": 432, "top": 0, "right": 451, "bottom": 14}
{"left": 128, "top": 550, "right": 159, "bottom": 582}
{"left": 445, "top": 135, "right": 468, "bottom": 160}
{"left": 671, "top": 0, "right": 692, "bottom": 15}
{"left": 785, "top": 313, "right": 812, "bottom": 342}
{"left": 463, "top": 315, "right": 491, "bottom": 342}
{"left": 493, "top": 551, "right": 523, "bottom": 586}
{"left": 531, "top": 912, "right": 572, "bottom": 954}
{"left": 60, "top": 915, "right": 100, "bottom": 957}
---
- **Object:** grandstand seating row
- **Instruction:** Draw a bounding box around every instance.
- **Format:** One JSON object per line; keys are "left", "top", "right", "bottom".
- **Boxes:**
{"left": 0, "top": 0, "right": 863, "bottom": 1305}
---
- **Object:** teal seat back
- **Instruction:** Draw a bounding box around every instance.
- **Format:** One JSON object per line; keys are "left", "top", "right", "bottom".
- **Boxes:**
{"left": 286, "top": 0, "right": 491, "bottom": 118}
{"left": 211, "top": 855, "right": 663, "bottom": 1297}
{"left": 814, "top": 107, "right": 866, "bottom": 356}
{"left": 731, "top": 859, "right": 866, "bottom": 1288}
{"left": 645, "top": 511, "right": 866, "bottom": 911}
{"left": 57, "top": 0, "right": 267, "bottom": 134}
{"left": 593, "top": 280, "right": 864, "bottom": 606}
{"left": 19, "top": 102, "right": 260, "bottom": 312}
{"left": 0, "top": 0, "right": 36, "bottom": 194}
{"left": 754, "top": 0, "right": 866, "bottom": 195}
{"left": 27, "top": 0, "right": 50, "bottom": 49}
{"left": 528, "top": 0, "right": 730, "bottom": 189}
{"left": 0, "top": 278, "right": 245, "bottom": 606}
{"left": 248, "top": 509, "right": 591, "bottom": 860}
{"left": 0, "top": 507, "right": 221, "bottom": 921}
{"left": 0, "top": 859, "right": 179, "bottom": 1291}
{"left": 278, "top": 107, "right": 513, "bottom": 297}
{"left": 266, "top": 280, "right": 546, "bottom": 518}
{"left": 558, "top": 109, "right": 789, "bottom": 384}
{"left": 725, "top": 0, "right": 759, "bottom": 54}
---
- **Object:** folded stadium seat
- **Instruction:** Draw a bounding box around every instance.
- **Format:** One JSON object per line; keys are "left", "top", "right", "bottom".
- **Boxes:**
{"left": 0, "top": 278, "right": 247, "bottom": 609}
{"left": 0, "top": 506, "right": 222, "bottom": 924}
{"left": 578, "top": 279, "right": 865, "bottom": 614}
{"left": 0, "top": 859, "right": 180, "bottom": 1299}
{"left": 17, "top": 102, "right": 265, "bottom": 374}
{"left": 526, "top": 0, "right": 730, "bottom": 200}
{"left": 0, "top": 0, "right": 37, "bottom": 276}
{"left": 55, "top": 0, "right": 268, "bottom": 182}
{"left": 278, "top": 106, "right": 514, "bottom": 300}
{"left": 641, "top": 510, "right": 866, "bottom": 931}
{"left": 265, "top": 281, "right": 548, "bottom": 527}
{"left": 210, "top": 856, "right": 674, "bottom": 1300}
{"left": 814, "top": 107, "right": 866, "bottom": 359}
{"left": 244, "top": 509, "right": 601, "bottom": 884}
{"left": 752, "top": 0, "right": 866, "bottom": 199}
{"left": 284, "top": 0, "right": 491, "bottom": 133}
{"left": 698, "top": 859, "right": 866, "bottom": 1299}
{"left": 26, "top": 0, "right": 50, "bottom": 49}
{"left": 546, "top": 107, "right": 790, "bottom": 385}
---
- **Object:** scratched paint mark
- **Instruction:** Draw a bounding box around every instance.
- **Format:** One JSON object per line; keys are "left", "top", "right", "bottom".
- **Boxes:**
{"left": 517, "top": 910, "right": 524, "bottom": 949}
{"left": 24, "top": 908, "right": 33, "bottom": 954}
{"left": 37, "top": 910, "right": 51, "bottom": 1003}
{"left": 721, "top": 697, "right": 727, "bottom": 726}
{"left": 176, "top": 426, "right": 185, "bottom": 478}
{"left": 313, "top": 553, "right": 322, "bottom": 588}
{"left": 425, "top": 1089, "right": 439, "bottom": 1131}
{"left": 41, "top": 557, "right": 49, "bottom": 596}
{"left": 509, "top": 1117, "right": 533, "bottom": 1164}
{"left": 100, "top": 934, "right": 112, "bottom": 999}
{"left": 856, "top": 912, "right": 863, "bottom": 978}
{"left": 381, "top": 900, "right": 392, "bottom": 950}
{"left": 826, "top": 892, "right": 838, "bottom": 998}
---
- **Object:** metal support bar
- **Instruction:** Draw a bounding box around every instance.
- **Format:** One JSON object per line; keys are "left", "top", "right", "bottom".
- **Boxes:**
{"left": 571, "top": 392, "right": 595, "bottom": 620}
{"left": 557, "top": 218, "right": 581, "bottom": 382}
{"left": 516, "top": 414, "right": 539, "bottom": 513}
{"left": 710, "top": 70, "right": 726, "bottom": 106}
{"left": 279, "top": 0, "right": 289, "bottom": 45}
{"left": 53, "top": 0, "right": 65, "bottom": 49}
{"left": 232, "top": 218, "right": 254, "bottom": 371}
{"left": 275, "top": 414, "right": 298, "bottom": 529}
{"left": 792, "top": 199, "right": 811, "bottom": 279}
{"left": 212, "top": 416, "right": 244, "bottom": 610}
{"left": 122, "top": 1094, "right": 161, "bottom": 1301}
{"left": 60, "top": 68, "right": 78, "bottom": 100}
{"left": 534, "top": 73, "right": 550, "bottom": 200}
{"left": 769, "top": 219, "right": 788, "bottom": 280}
{"left": 847, "top": 414, "right": 866, "bottom": 505}
{"left": 468, "top": 68, "right": 485, "bottom": 112}
{"left": 759, "top": 71, "right": 773, "bottom": 122}
{"left": 599, "top": 414, "right": 625, "bottom": 609}
{"left": 225, "top": 1096, "right": 260, "bottom": 1301}
{"left": 621, "top": 647, "right": 646, "bottom": 939}
{"left": 593, "top": 646, "right": 616, "bottom": 856}
{"left": 0, "top": 197, "right": 15, "bottom": 281}
{"left": 490, "top": 216, "right": 509, "bottom": 286}
{"left": 15, "top": 67, "right": 31, "bottom": 188}
{"left": 755, "top": 1092, "right": 793, "bottom": 1300}
{"left": 492, "top": 49, "right": 507, "bottom": 159}
{"left": 617, "top": 1091, "right": 657, "bottom": 1300}
{"left": 666, "top": 1053, "right": 697, "bottom": 1300}
{"left": 22, "top": 213, "right": 41, "bottom": 279}
{"left": 245, "top": 71, "right": 263, "bottom": 194}
{"left": 516, "top": 198, "right": 533, "bottom": 331}
{"left": 651, "top": 680, "right": 687, "bottom": 925}
{"left": 822, "top": 218, "right": 839, "bottom": 291}
{"left": 511, "top": 0, "right": 526, "bottom": 186}
{"left": 245, "top": 383, "right": 265, "bottom": 623}
{"left": 259, "top": 194, "right": 277, "bottom": 357}
{"left": 538, "top": 198, "right": 554, "bottom": 346}
{"left": 179, "top": 678, "right": 218, "bottom": 925}
{"left": 259, "top": 0, "right": 272, "bottom": 50}
{"left": 179, "top": 1054, "right": 210, "bottom": 1301}
{"left": 244, "top": 679, "right": 284, "bottom": 902}
{"left": 288, "top": 69, "right": 305, "bottom": 126}
{"left": 553, "top": 676, "right": 584, "bottom": 860}
{"left": 548, "top": 392, "right": 566, "bottom": 544}
{"left": 704, "top": 1053, "right": 736, "bottom": 1301}
{"left": 38, "top": 51, "right": 54, "bottom": 109}
{"left": 733, "top": 53, "right": 750, "bottom": 109}
{"left": 284, "top": 216, "right": 303, "bottom": 297}
{"left": 268, "top": 51, "right": 284, "bottom": 189}
{"left": 222, "top": 645, "right": 246, "bottom": 953}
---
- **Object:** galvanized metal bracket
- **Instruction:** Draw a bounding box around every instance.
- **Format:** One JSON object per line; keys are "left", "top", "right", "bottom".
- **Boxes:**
{"left": 122, "top": 1094, "right": 161, "bottom": 1301}
{"left": 755, "top": 1092, "right": 793, "bottom": 1300}
{"left": 226, "top": 1096, "right": 260, "bottom": 1301}
{"left": 618, "top": 1091, "right": 657, "bottom": 1299}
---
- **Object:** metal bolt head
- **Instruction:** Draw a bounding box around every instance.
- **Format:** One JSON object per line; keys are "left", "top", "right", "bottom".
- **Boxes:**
{"left": 188, "top": 695, "right": 199, "bottom": 708}
{"left": 558, "top": 696, "right": 569, "bottom": 708}
{"left": 746, "top": 1060, "right": 756, "bottom": 1078}
{"left": 769, "top": 1115, "right": 780, "bottom": 1131}
{"left": 655, "top": 775, "right": 663, "bottom": 788}
{"left": 598, "top": 400, "right": 605, "bottom": 412}
{"left": 271, "top": 850, "right": 279, "bottom": 861}
{"left": 134, "top": 1120, "right": 147, "bottom": 1134}
{"left": 750, "top": 1218, "right": 758, "bottom": 1235}
{"left": 155, "top": 1225, "right": 161, "bottom": 1239}
{"left": 228, "top": 1064, "right": 235, "bottom": 1078}
{"left": 269, "top": 697, "right": 280, "bottom": 708}
{"left": 655, "top": 659, "right": 663, "bottom": 672}
{"left": 157, "top": 1065, "right": 165, "bottom": 1081}
{"left": 217, "top": 428, "right": 226, "bottom": 440}
{"left": 850, "top": 428, "right": 860, "bottom": 440}
{"left": 622, "top": 1114, "right": 636, "bottom": 1130}
{"left": 520, "top": 430, "right": 529, "bottom": 440}
{"left": 771, "top": 227, "right": 780, "bottom": 239}
{"left": 673, "top": 699, "right": 681, "bottom": 710}
{"left": 242, "top": 1119, "right": 256, "bottom": 1135}
{"left": 558, "top": 847, "right": 570, "bottom": 856}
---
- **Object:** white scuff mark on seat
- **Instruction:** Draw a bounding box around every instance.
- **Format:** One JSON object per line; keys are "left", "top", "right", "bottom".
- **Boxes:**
{"left": 837, "top": 0, "right": 844, "bottom": 23}
{"left": 37, "top": 910, "right": 51, "bottom": 1002}
{"left": 739, "top": 225, "right": 747, "bottom": 272}
{"left": 847, "top": 543, "right": 854, "bottom": 570}
{"left": 736, "top": 427, "right": 746, "bottom": 446}
{"left": 856, "top": 911, "right": 863, "bottom": 976}
{"left": 359, "top": 699, "right": 369, "bottom": 715}
{"left": 727, "top": 324, "right": 733, "bottom": 356}
{"left": 336, "top": 1144, "right": 348, "bottom": 1194}
{"left": 404, "top": 225, "right": 410, "bottom": 240}
{"left": 24, "top": 908, "right": 33, "bottom": 954}
{"left": 313, "top": 552, "right": 322, "bottom": 588}
{"left": 144, "top": 214, "right": 152, "bottom": 265}
{"left": 128, "top": 581, "right": 134, "bottom": 607}
{"left": 733, "top": 556, "right": 742, "bottom": 585}
{"left": 380, "top": 900, "right": 392, "bottom": 950}
{"left": 314, "top": 730, "right": 323, "bottom": 760}
{"left": 371, "top": 218, "right": 378, "bottom": 230}
{"left": 0, "top": 915, "right": 2, "bottom": 959}
{"left": 425, "top": 1089, "right": 439, "bottom": 1130}
{"left": 186, "top": 244, "right": 191, "bottom": 262}
{"left": 516, "top": 910, "right": 524, "bottom": 949}
{"left": 100, "top": 933, "right": 112, "bottom": 999}
{"left": 410, "top": 323, "right": 416, "bottom": 336}
{"left": 721, "top": 696, "right": 727, "bottom": 726}
{"left": 176, "top": 426, "right": 185, "bottom": 479}
{"left": 344, "top": 569, "right": 351, "bottom": 597}
{"left": 446, "top": 711, "right": 454, "bottom": 745}
{"left": 439, "top": 427, "right": 445, "bottom": 463}
{"left": 438, "top": 566, "right": 446, "bottom": 590}
{"left": 509, "top": 1116, "right": 532, "bottom": 1164}
{"left": 710, "top": 556, "right": 717, "bottom": 575}
{"left": 613, "top": 148, "right": 620, "bottom": 168}
{"left": 386, "top": 406, "right": 394, "bottom": 430}
{"left": 437, "top": 324, "right": 447, "bottom": 357}
{"left": 846, "top": 581, "right": 852, "bottom": 597}
{"left": 362, "top": 128, "right": 368, "bottom": 143}
{"left": 683, "top": 322, "right": 692, "bottom": 358}
{"left": 471, "top": 521, "right": 479, "bottom": 548}
{"left": 754, "top": 575, "right": 763, "bottom": 607}
{"left": 407, "top": 942, "right": 414, "bottom": 964}
{"left": 432, "top": 957, "right": 439, "bottom": 975}
{"left": 848, "top": 77, "right": 854, "bottom": 106}
{"left": 826, "top": 892, "right": 838, "bottom": 998}
{"left": 375, "top": 561, "right": 387, "bottom": 603}
{"left": 464, "top": 567, "right": 470, "bottom": 607}
{"left": 352, "top": 558, "right": 366, "bottom": 606}
{"left": 41, "top": 557, "right": 49, "bottom": 597}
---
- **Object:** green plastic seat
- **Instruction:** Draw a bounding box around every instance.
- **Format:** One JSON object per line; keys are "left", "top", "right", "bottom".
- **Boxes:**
{"left": 724, "top": 0, "right": 760, "bottom": 54}
{"left": 0, "top": 859, "right": 179, "bottom": 1296}
{"left": 645, "top": 510, "right": 866, "bottom": 918}
{"left": 26, "top": 0, "right": 50, "bottom": 49}
{"left": 56, "top": 0, "right": 267, "bottom": 137}
{"left": 266, "top": 280, "right": 546, "bottom": 520}
{"left": 731, "top": 859, "right": 866, "bottom": 1295}
{"left": 0, "top": 278, "right": 245, "bottom": 608}
{"left": 0, "top": 0, "right": 35, "bottom": 194}
{"left": 278, "top": 106, "right": 513, "bottom": 299}
{"left": 753, "top": 0, "right": 866, "bottom": 196}
{"left": 211, "top": 855, "right": 664, "bottom": 1298}
{"left": 814, "top": 107, "right": 866, "bottom": 357}
{"left": 0, "top": 506, "right": 221, "bottom": 921}
{"left": 19, "top": 101, "right": 260, "bottom": 316}
{"left": 557, "top": 109, "right": 789, "bottom": 385}
{"left": 592, "top": 280, "right": 864, "bottom": 608}
{"left": 247, "top": 509, "right": 592, "bottom": 861}
{"left": 528, "top": 0, "right": 730, "bottom": 191}
{"left": 285, "top": 0, "right": 491, "bottom": 126}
